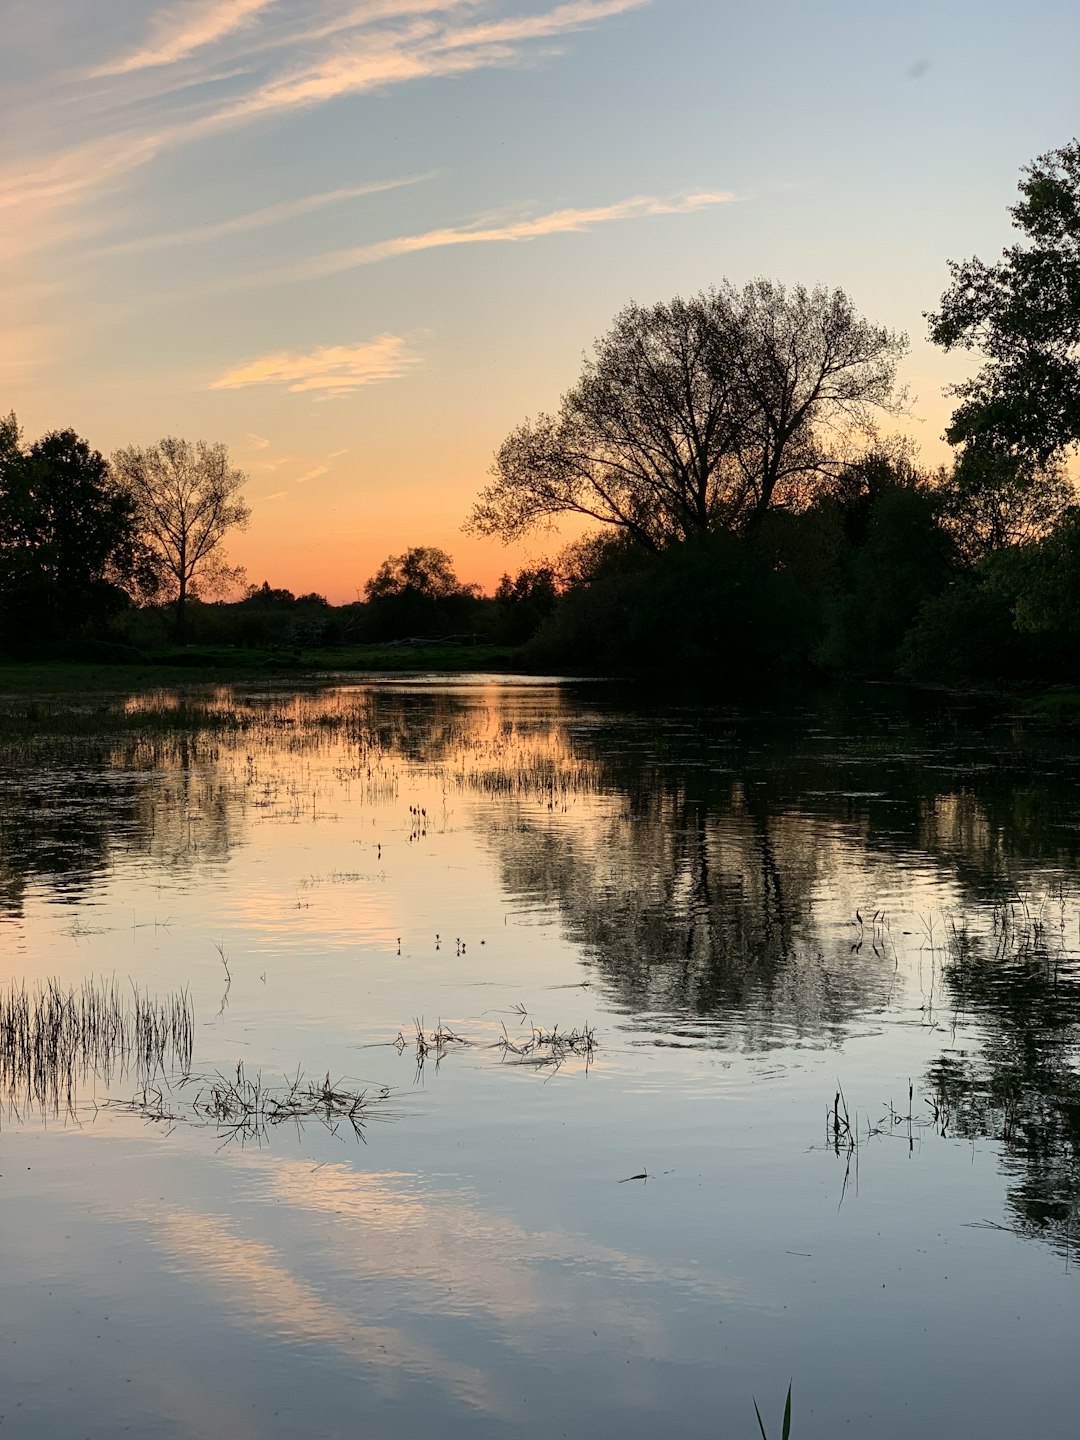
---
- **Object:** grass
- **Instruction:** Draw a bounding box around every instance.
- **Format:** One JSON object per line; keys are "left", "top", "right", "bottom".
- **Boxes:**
{"left": 106, "top": 1061, "right": 392, "bottom": 1145}
{"left": 394, "top": 1013, "right": 598, "bottom": 1078}
{"left": 0, "top": 976, "right": 193, "bottom": 1118}
{"left": 495, "top": 1020, "right": 597, "bottom": 1071}
{"left": 0, "top": 644, "right": 522, "bottom": 697}
{"left": 754, "top": 1384, "right": 793, "bottom": 1440}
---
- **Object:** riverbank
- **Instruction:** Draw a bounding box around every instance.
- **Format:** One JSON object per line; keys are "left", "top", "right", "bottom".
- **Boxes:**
{"left": 0, "top": 643, "right": 522, "bottom": 696}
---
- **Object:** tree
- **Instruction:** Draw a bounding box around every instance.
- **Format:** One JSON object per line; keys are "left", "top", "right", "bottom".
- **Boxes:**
{"left": 361, "top": 546, "right": 479, "bottom": 641}
{"left": 927, "top": 139, "right": 1080, "bottom": 464}
{"left": 494, "top": 565, "right": 558, "bottom": 643}
{"left": 112, "top": 437, "right": 250, "bottom": 636}
{"left": 938, "top": 440, "right": 1072, "bottom": 563}
{"left": 0, "top": 422, "right": 150, "bottom": 645}
{"left": 364, "top": 546, "right": 472, "bottom": 601}
{"left": 468, "top": 282, "right": 906, "bottom": 551}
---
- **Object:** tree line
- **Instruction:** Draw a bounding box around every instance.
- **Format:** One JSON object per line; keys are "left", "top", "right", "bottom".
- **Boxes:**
{"left": 465, "top": 138, "right": 1080, "bottom": 684}
{"left": 0, "top": 427, "right": 250, "bottom": 648}
{"left": 3, "top": 139, "right": 1079, "bottom": 682}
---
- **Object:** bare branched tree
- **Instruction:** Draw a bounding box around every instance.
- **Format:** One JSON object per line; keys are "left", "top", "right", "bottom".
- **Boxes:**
{"left": 467, "top": 282, "right": 906, "bottom": 550}
{"left": 112, "top": 437, "right": 250, "bottom": 635}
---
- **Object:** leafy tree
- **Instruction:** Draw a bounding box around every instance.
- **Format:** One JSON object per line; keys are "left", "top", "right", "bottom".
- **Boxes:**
{"left": 494, "top": 565, "right": 558, "bottom": 643}
{"left": 111, "top": 437, "right": 250, "bottom": 636}
{"left": 364, "top": 546, "right": 470, "bottom": 601}
{"left": 0, "top": 422, "right": 150, "bottom": 647}
{"left": 362, "top": 547, "right": 479, "bottom": 641}
{"left": 468, "top": 282, "right": 905, "bottom": 551}
{"left": 529, "top": 532, "right": 808, "bottom": 675}
{"left": 938, "top": 440, "right": 1072, "bottom": 563}
{"left": 927, "top": 138, "right": 1080, "bottom": 463}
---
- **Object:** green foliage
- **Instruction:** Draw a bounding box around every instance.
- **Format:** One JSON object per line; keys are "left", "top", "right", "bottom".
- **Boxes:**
{"left": 364, "top": 545, "right": 468, "bottom": 601}
{"left": 938, "top": 440, "right": 1071, "bottom": 562}
{"left": 928, "top": 139, "right": 1080, "bottom": 464}
{"left": 1002, "top": 508, "right": 1080, "bottom": 645}
{"left": 900, "top": 577, "right": 1024, "bottom": 684}
{"left": 819, "top": 478, "right": 956, "bottom": 675}
{"left": 753, "top": 1383, "right": 792, "bottom": 1440}
{"left": 494, "top": 566, "right": 558, "bottom": 644}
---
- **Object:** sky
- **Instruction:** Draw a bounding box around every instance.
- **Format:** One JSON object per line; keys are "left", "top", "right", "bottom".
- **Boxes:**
{"left": 4, "top": 0, "right": 1079, "bottom": 601}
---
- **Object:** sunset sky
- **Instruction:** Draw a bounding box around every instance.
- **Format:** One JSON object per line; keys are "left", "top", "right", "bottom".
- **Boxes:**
{"left": 4, "top": 0, "right": 1078, "bottom": 600}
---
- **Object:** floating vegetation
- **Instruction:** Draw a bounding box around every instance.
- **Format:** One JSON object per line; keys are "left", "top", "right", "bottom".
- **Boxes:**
{"left": 391, "top": 1013, "right": 598, "bottom": 1077}
{"left": 104, "top": 1062, "right": 392, "bottom": 1146}
{"left": 0, "top": 976, "right": 193, "bottom": 1121}
{"left": 395, "top": 1018, "right": 470, "bottom": 1078}
{"left": 495, "top": 1020, "right": 597, "bottom": 1072}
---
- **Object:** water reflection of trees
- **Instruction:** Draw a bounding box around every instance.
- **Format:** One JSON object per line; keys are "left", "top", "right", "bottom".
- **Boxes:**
{"left": 928, "top": 907, "right": 1080, "bottom": 1264}
{"left": 486, "top": 790, "right": 896, "bottom": 1045}
{"left": 0, "top": 734, "right": 244, "bottom": 919}
{"left": 3, "top": 683, "right": 1080, "bottom": 1260}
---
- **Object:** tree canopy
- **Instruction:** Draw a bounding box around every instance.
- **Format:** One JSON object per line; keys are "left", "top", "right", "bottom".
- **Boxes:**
{"left": 0, "top": 419, "right": 149, "bottom": 644}
{"left": 364, "top": 546, "right": 471, "bottom": 601}
{"left": 927, "top": 139, "right": 1080, "bottom": 464}
{"left": 111, "top": 437, "right": 250, "bottom": 634}
{"left": 468, "top": 281, "right": 906, "bottom": 551}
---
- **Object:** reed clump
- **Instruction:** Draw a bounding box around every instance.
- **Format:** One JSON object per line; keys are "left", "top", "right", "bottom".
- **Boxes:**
{"left": 496, "top": 1020, "right": 597, "bottom": 1071}
{"left": 0, "top": 976, "right": 193, "bottom": 1119}
{"left": 108, "top": 1061, "right": 392, "bottom": 1145}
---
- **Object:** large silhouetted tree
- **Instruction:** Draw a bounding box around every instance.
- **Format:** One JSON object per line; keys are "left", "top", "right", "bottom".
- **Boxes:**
{"left": 0, "top": 420, "right": 149, "bottom": 645}
{"left": 928, "top": 139, "right": 1080, "bottom": 464}
{"left": 468, "top": 283, "right": 906, "bottom": 551}
{"left": 112, "top": 437, "right": 250, "bottom": 637}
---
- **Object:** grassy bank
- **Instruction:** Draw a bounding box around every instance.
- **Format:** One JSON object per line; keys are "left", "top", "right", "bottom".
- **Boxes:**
{"left": 0, "top": 643, "right": 523, "bottom": 697}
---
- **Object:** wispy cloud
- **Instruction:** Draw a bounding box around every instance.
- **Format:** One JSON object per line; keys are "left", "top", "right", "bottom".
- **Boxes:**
{"left": 95, "top": 0, "right": 278, "bottom": 77}
{"left": 294, "top": 464, "right": 329, "bottom": 484}
{"left": 6, "top": 1, "right": 653, "bottom": 244}
{"left": 275, "top": 190, "right": 734, "bottom": 281}
{"left": 94, "top": 173, "right": 434, "bottom": 257}
{"left": 211, "top": 334, "right": 419, "bottom": 395}
{"left": 218, "top": 0, "right": 650, "bottom": 125}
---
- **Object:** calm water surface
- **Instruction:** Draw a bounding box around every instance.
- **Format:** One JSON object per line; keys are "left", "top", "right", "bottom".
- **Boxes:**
{"left": 1, "top": 677, "right": 1078, "bottom": 1439}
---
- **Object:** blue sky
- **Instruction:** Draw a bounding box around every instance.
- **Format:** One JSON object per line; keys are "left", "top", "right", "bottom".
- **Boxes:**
{"left": 4, "top": 0, "right": 1078, "bottom": 596}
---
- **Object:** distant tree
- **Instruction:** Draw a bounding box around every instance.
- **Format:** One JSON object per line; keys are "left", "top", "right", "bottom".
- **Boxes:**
{"left": 927, "top": 139, "right": 1080, "bottom": 464}
{"left": 361, "top": 547, "right": 480, "bottom": 642}
{"left": 364, "top": 546, "right": 472, "bottom": 601}
{"left": 0, "top": 423, "right": 150, "bottom": 645}
{"left": 494, "top": 565, "right": 558, "bottom": 643}
{"left": 243, "top": 580, "right": 298, "bottom": 608}
{"left": 468, "top": 283, "right": 906, "bottom": 551}
{"left": 112, "top": 437, "right": 250, "bottom": 637}
{"left": 0, "top": 412, "right": 20, "bottom": 470}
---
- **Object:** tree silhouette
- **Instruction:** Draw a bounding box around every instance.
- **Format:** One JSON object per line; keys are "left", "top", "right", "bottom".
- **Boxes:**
{"left": 468, "top": 282, "right": 905, "bottom": 551}
{"left": 0, "top": 420, "right": 149, "bottom": 646}
{"left": 928, "top": 138, "right": 1080, "bottom": 465}
{"left": 364, "top": 546, "right": 469, "bottom": 601}
{"left": 112, "top": 437, "right": 250, "bottom": 638}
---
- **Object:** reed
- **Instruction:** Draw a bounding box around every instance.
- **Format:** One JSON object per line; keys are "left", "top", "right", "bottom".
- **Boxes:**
{"left": 107, "top": 1061, "right": 392, "bottom": 1145}
{"left": 0, "top": 976, "right": 193, "bottom": 1119}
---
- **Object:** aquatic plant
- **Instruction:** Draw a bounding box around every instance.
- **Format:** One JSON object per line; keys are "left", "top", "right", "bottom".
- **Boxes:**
{"left": 753, "top": 1383, "right": 792, "bottom": 1440}
{"left": 0, "top": 975, "right": 193, "bottom": 1120}
{"left": 105, "top": 1061, "right": 392, "bottom": 1145}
